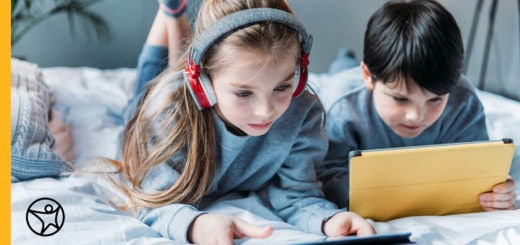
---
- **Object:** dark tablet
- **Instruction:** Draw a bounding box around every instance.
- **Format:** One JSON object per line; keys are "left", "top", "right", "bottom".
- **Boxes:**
{"left": 293, "top": 232, "right": 414, "bottom": 245}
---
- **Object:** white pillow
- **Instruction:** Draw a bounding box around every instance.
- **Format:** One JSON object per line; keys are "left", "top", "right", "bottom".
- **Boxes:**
{"left": 477, "top": 90, "right": 520, "bottom": 193}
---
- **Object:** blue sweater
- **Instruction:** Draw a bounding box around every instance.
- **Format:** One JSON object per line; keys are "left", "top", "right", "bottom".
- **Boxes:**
{"left": 138, "top": 72, "right": 341, "bottom": 242}
{"left": 309, "top": 67, "right": 489, "bottom": 208}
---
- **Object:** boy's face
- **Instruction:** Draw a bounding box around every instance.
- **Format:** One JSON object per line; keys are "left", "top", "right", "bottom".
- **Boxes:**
{"left": 361, "top": 63, "right": 449, "bottom": 138}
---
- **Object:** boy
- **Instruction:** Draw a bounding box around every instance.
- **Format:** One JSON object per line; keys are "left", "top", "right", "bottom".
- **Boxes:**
{"left": 314, "top": 0, "right": 516, "bottom": 211}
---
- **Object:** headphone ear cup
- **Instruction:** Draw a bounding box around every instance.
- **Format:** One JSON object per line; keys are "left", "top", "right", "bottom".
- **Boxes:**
{"left": 292, "top": 60, "right": 308, "bottom": 97}
{"left": 183, "top": 71, "right": 212, "bottom": 110}
{"left": 199, "top": 72, "right": 217, "bottom": 107}
{"left": 292, "top": 63, "right": 300, "bottom": 94}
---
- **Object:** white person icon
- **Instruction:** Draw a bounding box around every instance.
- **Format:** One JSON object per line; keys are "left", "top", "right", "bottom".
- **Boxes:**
{"left": 26, "top": 197, "right": 65, "bottom": 236}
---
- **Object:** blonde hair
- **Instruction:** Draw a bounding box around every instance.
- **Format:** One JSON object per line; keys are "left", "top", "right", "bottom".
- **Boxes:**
{"left": 114, "top": 0, "right": 302, "bottom": 209}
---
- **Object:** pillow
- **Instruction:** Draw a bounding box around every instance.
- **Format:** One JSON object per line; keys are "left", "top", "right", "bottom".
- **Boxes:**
{"left": 11, "top": 58, "right": 72, "bottom": 182}
{"left": 476, "top": 90, "right": 520, "bottom": 195}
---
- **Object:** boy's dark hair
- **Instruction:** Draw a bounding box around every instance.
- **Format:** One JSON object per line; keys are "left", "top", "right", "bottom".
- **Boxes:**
{"left": 363, "top": 0, "right": 463, "bottom": 95}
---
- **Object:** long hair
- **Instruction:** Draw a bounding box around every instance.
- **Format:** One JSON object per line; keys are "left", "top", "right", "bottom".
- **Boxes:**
{"left": 114, "top": 0, "right": 301, "bottom": 209}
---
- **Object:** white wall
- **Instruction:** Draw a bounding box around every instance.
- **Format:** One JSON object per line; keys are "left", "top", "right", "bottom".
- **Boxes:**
{"left": 12, "top": 0, "right": 520, "bottom": 99}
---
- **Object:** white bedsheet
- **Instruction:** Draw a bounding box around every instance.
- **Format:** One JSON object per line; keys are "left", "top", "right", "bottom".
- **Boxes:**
{"left": 11, "top": 67, "right": 520, "bottom": 244}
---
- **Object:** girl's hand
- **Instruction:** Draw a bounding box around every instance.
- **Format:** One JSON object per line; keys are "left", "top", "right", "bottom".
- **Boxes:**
{"left": 322, "top": 211, "right": 375, "bottom": 237}
{"left": 480, "top": 177, "right": 517, "bottom": 211}
{"left": 188, "top": 214, "right": 273, "bottom": 245}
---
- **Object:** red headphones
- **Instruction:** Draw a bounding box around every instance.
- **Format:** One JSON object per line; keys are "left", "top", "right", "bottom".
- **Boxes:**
{"left": 184, "top": 8, "right": 313, "bottom": 110}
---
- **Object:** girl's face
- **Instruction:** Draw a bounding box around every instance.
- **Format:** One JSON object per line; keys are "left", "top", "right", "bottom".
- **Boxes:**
{"left": 361, "top": 63, "right": 449, "bottom": 138}
{"left": 211, "top": 52, "right": 297, "bottom": 136}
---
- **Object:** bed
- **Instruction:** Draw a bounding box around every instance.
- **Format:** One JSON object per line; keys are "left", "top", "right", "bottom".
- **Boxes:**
{"left": 11, "top": 64, "right": 520, "bottom": 244}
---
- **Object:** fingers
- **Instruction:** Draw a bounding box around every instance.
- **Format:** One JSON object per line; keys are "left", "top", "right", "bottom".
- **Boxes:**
{"left": 347, "top": 213, "right": 376, "bottom": 237}
{"left": 478, "top": 178, "right": 518, "bottom": 210}
{"left": 480, "top": 191, "right": 517, "bottom": 210}
{"left": 189, "top": 214, "right": 273, "bottom": 245}
{"left": 323, "top": 212, "right": 375, "bottom": 237}
{"left": 233, "top": 218, "right": 273, "bottom": 239}
{"left": 480, "top": 198, "right": 517, "bottom": 210}
{"left": 354, "top": 220, "right": 376, "bottom": 236}
{"left": 492, "top": 178, "right": 516, "bottom": 193}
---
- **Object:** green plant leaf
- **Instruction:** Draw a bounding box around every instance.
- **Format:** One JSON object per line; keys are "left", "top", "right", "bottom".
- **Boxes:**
{"left": 11, "top": 0, "right": 111, "bottom": 46}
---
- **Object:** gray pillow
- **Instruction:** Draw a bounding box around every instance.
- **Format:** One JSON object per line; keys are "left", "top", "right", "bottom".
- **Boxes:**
{"left": 11, "top": 58, "right": 72, "bottom": 182}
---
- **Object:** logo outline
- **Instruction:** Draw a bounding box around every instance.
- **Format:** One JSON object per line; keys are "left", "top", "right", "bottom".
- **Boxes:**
{"left": 26, "top": 197, "right": 65, "bottom": 236}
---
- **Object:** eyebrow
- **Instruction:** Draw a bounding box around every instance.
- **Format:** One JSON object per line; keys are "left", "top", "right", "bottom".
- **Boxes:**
{"left": 428, "top": 95, "right": 446, "bottom": 100}
{"left": 228, "top": 71, "right": 295, "bottom": 89}
{"left": 385, "top": 90, "right": 408, "bottom": 97}
{"left": 385, "top": 90, "right": 445, "bottom": 100}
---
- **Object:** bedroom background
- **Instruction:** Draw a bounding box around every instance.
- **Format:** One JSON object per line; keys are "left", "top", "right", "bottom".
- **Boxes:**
{"left": 10, "top": 1, "right": 520, "bottom": 243}
{"left": 11, "top": 0, "right": 520, "bottom": 100}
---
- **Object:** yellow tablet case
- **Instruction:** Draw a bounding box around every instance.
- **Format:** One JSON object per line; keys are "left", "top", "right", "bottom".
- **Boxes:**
{"left": 348, "top": 139, "right": 515, "bottom": 221}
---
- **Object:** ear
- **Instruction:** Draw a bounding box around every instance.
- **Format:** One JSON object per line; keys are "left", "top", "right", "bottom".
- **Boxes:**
{"left": 361, "top": 62, "right": 374, "bottom": 90}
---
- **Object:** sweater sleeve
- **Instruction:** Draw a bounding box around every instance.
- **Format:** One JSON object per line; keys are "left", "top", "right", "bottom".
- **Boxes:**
{"left": 137, "top": 163, "right": 205, "bottom": 243}
{"left": 139, "top": 204, "right": 204, "bottom": 242}
{"left": 265, "top": 95, "right": 343, "bottom": 235}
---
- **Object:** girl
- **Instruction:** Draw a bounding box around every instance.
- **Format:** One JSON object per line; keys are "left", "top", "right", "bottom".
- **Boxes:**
{"left": 116, "top": 0, "right": 375, "bottom": 244}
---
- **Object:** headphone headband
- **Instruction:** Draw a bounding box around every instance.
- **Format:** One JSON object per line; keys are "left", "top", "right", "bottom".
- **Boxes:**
{"left": 188, "top": 8, "right": 313, "bottom": 67}
{"left": 185, "top": 7, "right": 312, "bottom": 110}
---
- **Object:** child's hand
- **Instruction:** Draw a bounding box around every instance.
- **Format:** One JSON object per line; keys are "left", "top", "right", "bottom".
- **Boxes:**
{"left": 188, "top": 214, "right": 273, "bottom": 245}
{"left": 480, "top": 177, "right": 517, "bottom": 211}
{"left": 322, "top": 211, "right": 375, "bottom": 237}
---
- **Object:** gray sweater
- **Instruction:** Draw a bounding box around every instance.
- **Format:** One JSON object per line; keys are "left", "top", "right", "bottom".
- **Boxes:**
{"left": 310, "top": 67, "right": 489, "bottom": 208}
{"left": 138, "top": 72, "right": 341, "bottom": 242}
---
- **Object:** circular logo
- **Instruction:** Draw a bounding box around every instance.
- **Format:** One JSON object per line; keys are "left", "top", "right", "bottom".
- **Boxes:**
{"left": 26, "top": 197, "right": 65, "bottom": 236}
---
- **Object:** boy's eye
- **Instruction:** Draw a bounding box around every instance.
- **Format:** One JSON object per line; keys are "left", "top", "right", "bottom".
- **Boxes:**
{"left": 393, "top": 96, "right": 408, "bottom": 102}
{"left": 429, "top": 97, "right": 443, "bottom": 102}
{"left": 235, "top": 91, "right": 252, "bottom": 97}
{"left": 275, "top": 84, "right": 292, "bottom": 92}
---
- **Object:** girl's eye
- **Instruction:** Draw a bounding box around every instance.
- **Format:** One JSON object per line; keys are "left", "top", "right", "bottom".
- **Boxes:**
{"left": 235, "top": 91, "right": 252, "bottom": 97}
{"left": 275, "top": 84, "right": 292, "bottom": 92}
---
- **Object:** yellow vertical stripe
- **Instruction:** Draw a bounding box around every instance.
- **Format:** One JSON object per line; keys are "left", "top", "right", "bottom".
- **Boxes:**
{"left": 3, "top": 0, "right": 11, "bottom": 242}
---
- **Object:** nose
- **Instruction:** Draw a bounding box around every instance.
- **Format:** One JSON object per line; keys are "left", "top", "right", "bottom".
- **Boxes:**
{"left": 405, "top": 105, "right": 423, "bottom": 123}
{"left": 254, "top": 97, "right": 275, "bottom": 119}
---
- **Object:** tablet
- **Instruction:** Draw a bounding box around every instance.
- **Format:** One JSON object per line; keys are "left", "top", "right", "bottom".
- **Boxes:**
{"left": 293, "top": 232, "right": 413, "bottom": 245}
{"left": 348, "top": 139, "right": 515, "bottom": 221}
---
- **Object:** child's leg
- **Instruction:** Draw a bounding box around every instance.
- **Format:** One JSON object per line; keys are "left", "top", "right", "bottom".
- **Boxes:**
{"left": 135, "top": 8, "right": 190, "bottom": 95}
{"left": 127, "top": 3, "right": 191, "bottom": 125}
{"left": 135, "top": 45, "right": 168, "bottom": 96}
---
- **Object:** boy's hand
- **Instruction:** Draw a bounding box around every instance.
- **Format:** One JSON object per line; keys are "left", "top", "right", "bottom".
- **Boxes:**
{"left": 480, "top": 177, "right": 517, "bottom": 211}
{"left": 188, "top": 214, "right": 272, "bottom": 245}
{"left": 322, "top": 211, "right": 375, "bottom": 237}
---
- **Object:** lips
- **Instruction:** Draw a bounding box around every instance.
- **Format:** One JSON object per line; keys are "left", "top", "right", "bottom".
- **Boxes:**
{"left": 401, "top": 124, "right": 420, "bottom": 130}
{"left": 249, "top": 122, "right": 272, "bottom": 130}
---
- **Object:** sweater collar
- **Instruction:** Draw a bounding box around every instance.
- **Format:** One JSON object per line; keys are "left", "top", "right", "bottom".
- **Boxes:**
{"left": 212, "top": 111, "right": 251, "bottom": 150}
